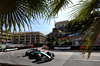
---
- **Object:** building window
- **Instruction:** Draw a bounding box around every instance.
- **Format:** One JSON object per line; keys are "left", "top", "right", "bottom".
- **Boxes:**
{"left": 62, "top": 25, "right": 64, "bottom": 27}
{"left": 20, "top": 38, "right": 24, "bottom": 40}
{"left": 36, "top": 35, "right": 39, "bottom": 37}
{"left": 36, "top": 38, "right": 39, "bottom": 39}
{"left": 31, "top": 38, "right": 35, "bottom": 40}
{"left": 26, "top": 35, "right": 30, "bottom": 37}
{"left": 26, "top": 38, "right": 30, "bottom": 40}
{"left": 20, "top": 36, "right": 25, "bottom": 37}
{"left": 31, "top": 35, "right": 35, "bottom": 37}
{"left": 31, "top": 41, "right": 35, "bottom": 43}
{"left": 58, "top": 26, "right": 60, "bottom": 28}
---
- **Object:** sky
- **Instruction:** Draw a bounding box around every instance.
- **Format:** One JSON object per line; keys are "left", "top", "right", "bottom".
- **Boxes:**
{"left": 24, "top": 0, "right": 79, "bottom": 35}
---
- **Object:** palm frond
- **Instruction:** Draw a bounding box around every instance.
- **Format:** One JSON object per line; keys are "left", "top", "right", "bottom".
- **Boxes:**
{"left": 48, "top": 0, "right": 72, "bottom": 18}
{"left": 74, "top": 0, "right": 98, "bottom": 21}
{"left": 67, "top": 0, "right": 100, "bottom": 58}
{"left": 0, "top": 0, "right": 49, "bottom": 38}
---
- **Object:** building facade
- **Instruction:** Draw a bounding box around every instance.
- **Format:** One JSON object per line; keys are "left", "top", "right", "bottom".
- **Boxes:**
{"left": 0, "top": 32, "right": 11, "bottom": 44}
{"left": 55, "top": 20, "right": 69, "bottom": 28}
{"left": 51, "top": 20, "right": 69, "bottom": 38}
{"left": 12, "top": 32, "right": 46, "bottom": 44}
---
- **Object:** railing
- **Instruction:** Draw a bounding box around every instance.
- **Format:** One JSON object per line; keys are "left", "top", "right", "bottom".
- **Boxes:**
{"left": 49, "top": 45, "right": 100, "bottom": 50}
{"left": 0, "top": 44, "right": 33, "bottom": 51}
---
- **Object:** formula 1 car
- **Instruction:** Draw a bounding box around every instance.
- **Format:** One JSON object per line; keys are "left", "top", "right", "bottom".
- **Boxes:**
{"left": 29, "top": 50, "right": 55, "bottom": 62}
{"left": 25, "top": 48, "right": 38, "bottom": 56}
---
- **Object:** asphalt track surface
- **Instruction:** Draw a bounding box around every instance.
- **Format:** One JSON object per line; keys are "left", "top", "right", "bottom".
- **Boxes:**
{"left": 63, "top": 51, "right": 100, "bottom": 66}
{"left": 0, "top": 49, "right": 73, "bottom": 66}
{"left": 0, "top": 49, "right": 100, "bottom": 66}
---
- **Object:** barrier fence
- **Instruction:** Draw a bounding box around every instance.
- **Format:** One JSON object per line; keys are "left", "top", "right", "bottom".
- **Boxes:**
{"left": 49, "top": 46, "right": 100, "bottom": 50}
{"left": 0, "top": 44, "right": 43, "bottom": 51}
{"left": 0, "top": 44, "right": 33, "bottom": 51}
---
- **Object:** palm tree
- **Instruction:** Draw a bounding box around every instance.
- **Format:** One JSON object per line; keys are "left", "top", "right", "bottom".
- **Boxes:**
{"left": 50, "top": 0, "right": 100, "bottom": 58}
{"left": 0, "top": 0, "right": 72, "bottom": 35}
{"left": 70, "top": 0, "right": 100, "bottom": 59}
{"left": 0, "top": 0, "right": 50, "bottom": 37}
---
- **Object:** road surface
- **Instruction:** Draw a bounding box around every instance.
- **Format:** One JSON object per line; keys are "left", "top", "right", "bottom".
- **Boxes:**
{"left": 0, "top": 49, "right": 100, "bottom": 66}
{"left": 64, "top": 51, "right": 100, "bottom": 66}
{"left": 0, "top": 49, "right": 73, "bottom": 66}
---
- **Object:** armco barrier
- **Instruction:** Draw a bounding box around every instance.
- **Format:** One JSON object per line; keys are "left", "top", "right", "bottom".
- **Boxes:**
{"left": 17, "top": 46, "right": 32, "bottom": 50}
{"left": 0, "top": 44, "right": 34, "bottom": 52}
{"left": 49, "top": 46, "right": 100, "bottom": 50}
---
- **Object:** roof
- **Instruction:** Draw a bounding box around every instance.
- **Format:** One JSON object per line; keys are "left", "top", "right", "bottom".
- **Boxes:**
{"left": 55, "top": 20, "right": 69, "bottom": 25}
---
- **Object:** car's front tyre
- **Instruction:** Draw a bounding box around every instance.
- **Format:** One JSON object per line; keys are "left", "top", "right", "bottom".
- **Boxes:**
{"left": 25, "top": 52, "right": 28, "bottom": 56}
{"left": 41, "top": 56, "right": 48, "bottom": 62}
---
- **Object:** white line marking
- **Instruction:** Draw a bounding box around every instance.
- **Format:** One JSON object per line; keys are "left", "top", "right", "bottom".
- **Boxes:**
{"left": 67, "top": 52, "right": 69, "bottom": 54}
{"left": 11, "top": 52, "right": 14, "bottom": 56}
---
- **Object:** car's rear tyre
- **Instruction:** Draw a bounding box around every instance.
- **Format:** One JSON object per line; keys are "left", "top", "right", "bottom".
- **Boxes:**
{"left": 35, "top": 54, "right": 41, "bottom": 62}
{"left": 29, "top": 55, "right": 32, "bottom": 59}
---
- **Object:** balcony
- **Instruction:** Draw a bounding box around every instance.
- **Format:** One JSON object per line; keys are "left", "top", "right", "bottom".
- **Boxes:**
{"left": 36, "top": 35, "right": 39, "bottom": 37}
{"left": 31, "top": 35, "right": 35, "bottom": 37}
{"left": 26, "top": 35, "right": 30, "bottom": 37}
{"left": 26, "top": 38, "right": 30, "bottom": 40}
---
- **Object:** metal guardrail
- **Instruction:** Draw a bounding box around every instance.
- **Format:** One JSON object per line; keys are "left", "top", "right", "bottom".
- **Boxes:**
{"left": 49, "top": 46, "right": 100, "bottom": 50}
{"left": 0, "top": 44, "right": 33, "bottom": 51}
{"left": 0, "top": 44, "right": 6, "bottom": 48}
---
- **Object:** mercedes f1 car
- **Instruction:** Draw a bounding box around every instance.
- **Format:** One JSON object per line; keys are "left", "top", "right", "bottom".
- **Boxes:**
{"left": 28, "top": 49, "right": 55, "bottom": 62}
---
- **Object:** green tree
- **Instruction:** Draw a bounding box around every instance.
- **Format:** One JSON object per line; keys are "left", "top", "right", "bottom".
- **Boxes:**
{"left": 70, "top": 0, "right": 100, "bottom": 59}
{"left": 46, "top": 33, "right": 56, "bottom": 46}
{"left": 49, "top": 0, "right": 100, "bottom": 58}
